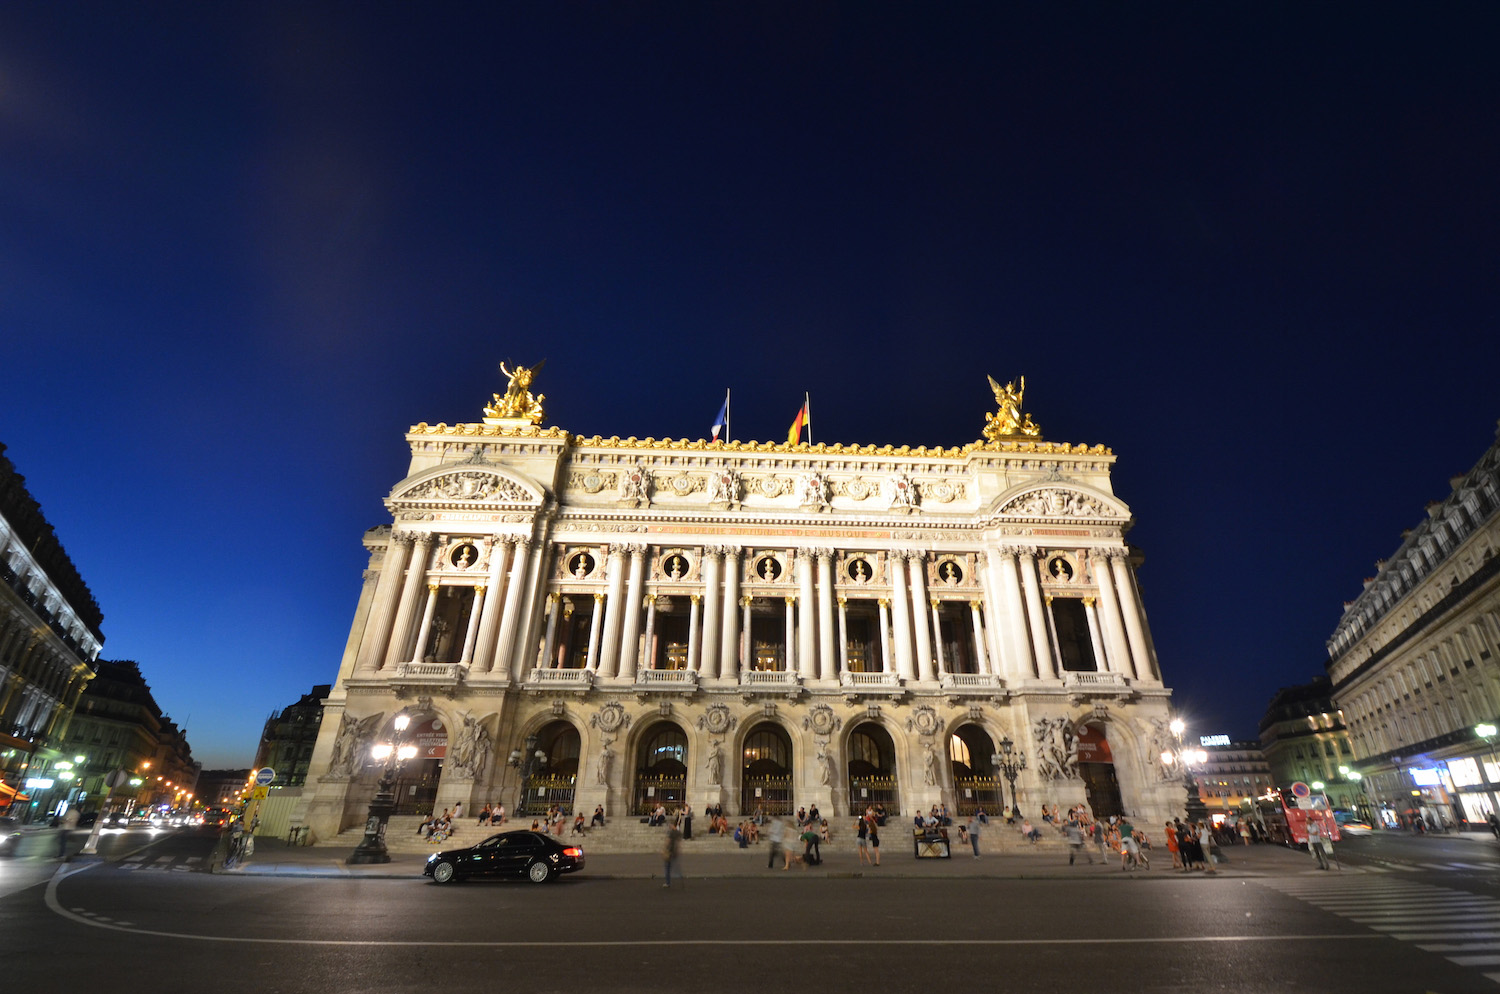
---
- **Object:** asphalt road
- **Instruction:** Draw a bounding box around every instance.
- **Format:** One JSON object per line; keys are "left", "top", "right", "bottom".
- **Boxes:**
{"left": 6, "top": 829, "right": 1500, "bottom": 993}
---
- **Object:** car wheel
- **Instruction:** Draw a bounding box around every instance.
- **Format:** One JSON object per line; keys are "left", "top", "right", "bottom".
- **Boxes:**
{"left": 527, "top": 860, "right": 552, "bottom": 884}
{"left": 431, "top": 860, "right": 457, "bottom": 884}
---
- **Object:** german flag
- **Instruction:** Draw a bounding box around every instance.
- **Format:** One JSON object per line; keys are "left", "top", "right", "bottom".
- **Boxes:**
{"left": 787, "top": 396, "right": 809, "bottom": 445}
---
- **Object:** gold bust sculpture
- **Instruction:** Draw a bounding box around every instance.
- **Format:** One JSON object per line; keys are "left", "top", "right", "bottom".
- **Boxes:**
{"left": 484, "top": 360, "right": 546, "bottom": 423}
{"left": 983, "top": 374, "right": 1041, "bottom": 440}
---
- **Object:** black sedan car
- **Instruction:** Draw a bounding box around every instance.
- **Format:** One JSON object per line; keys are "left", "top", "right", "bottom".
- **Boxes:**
{"left": 424, "top": 829, "right": 584, "bottom": 884}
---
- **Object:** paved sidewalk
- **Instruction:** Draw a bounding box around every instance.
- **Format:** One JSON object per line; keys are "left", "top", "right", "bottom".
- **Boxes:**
{"left": 224, "top": 836, "right": 1319, "bottom": 880}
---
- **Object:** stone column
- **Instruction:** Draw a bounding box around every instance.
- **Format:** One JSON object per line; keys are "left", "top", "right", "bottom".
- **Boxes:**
{"left": 459, "top": 584, "right": 487, "bottom": 665}
{"left": 498, "top": 538, "right": 532, "bottom": 680}
{"left": 796, "top": 552, "right": 817, "bottom": 680}
{"left": 878, "top": 598, "right": 892, "bottom": 674}
{"left": 1111, "top": 552, "right": 1156, "bottom": 681}
{"left": 515, "top": 531, "right": 550, "bottom": 673}
{"left": 968, "top": 600, "right": 990, "bottom": 675}
{"left": 412, "top": 584, "right": 440, "bottom": 662}
{"left": 687, "top": 594, "right": 702, "bottom": 672}
{"left": 473, "top": 538, "right": 513, "bottom": 673}
{"left": 976, "top": 553, "right": 1007, "bottom": 677}
{"left": 540, "top": 594, "right": 561, "bottom": 669}
{"left": 701, "top": 548, "right": 723, "bottom": 678}
{"left": 740, "top": 595, "right": 753, "bottom": 672}
{"left": 383, "top": 532, "right": 434, "bottom": 669}
{"left": 1042, "top": 595, "right": 1063, "bottom": 677}
{"left": 354, "top": 532, "right": 413, "bottom": 676}
{"left": 784, "top": 596, "right": 797, "bottom": 673}
{"left": 1082, "top": 597, "right": 1110, "bottom": 673}
{"left": 720, "top": 548, "right": 741, "bottom": 680}
{"left": 815, "top": 551, "right": 836, "bottom": 681}
{"left": 585, "top": 592, "right": 605, "bottom": 671}
{"left": 909, "top": 554, "right": 935, "bottom": 681}
{"left": 597, "top": 547, "right": 628, "bottom": 678}
{"left": 1093, "top": 552, "right": 1137, "bottom": 679}
{"left": 1018, "top": 550, "right": 1055, "bottom": 679}
{"left": 641, "top": 594, "right": 658, "bottom": 672}
{"left": 617, "top": 546, "right": 647, "bottom": 681}
{"left": 994, "top": 547, "right": 1034, "bottom": 679}
{"left": 837, "top": 596, "right": 850, "bottom": 676}
{"left": 930, "top": 599, "right": 947, "bottom": 674}
{"left": 889, "top": 552, "right": 916, "bottom": 680}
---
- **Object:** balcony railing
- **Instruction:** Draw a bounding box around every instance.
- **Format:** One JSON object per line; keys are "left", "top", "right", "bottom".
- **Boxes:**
{"left": 635, "top": 669, "right": 698, "bottom": 690}
{"left": 839, "top": 671, "right": 901, "bottom": 689}
{"left": 1062, "top": 671, "right": 1128, "bottom": 689}
{"left": 393, "top": 662, "right": 464, "bottom": 684}
{"left": 739, "top": 670, "right": 800, "bottom": 688}
{"left": 527, "top": 668, "right": 593, "bottom": 689}
{"left": 939, "top": 672, "right": 1003, "bottom": 690}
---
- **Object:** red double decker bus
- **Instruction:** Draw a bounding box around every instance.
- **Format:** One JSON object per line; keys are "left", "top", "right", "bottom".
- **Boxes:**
{"left": 1254, "top": 782, "right": 1340, "bottom": 846}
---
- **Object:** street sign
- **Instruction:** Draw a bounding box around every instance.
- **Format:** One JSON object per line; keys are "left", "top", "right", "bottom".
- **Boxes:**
{"left": 1290, "top": 781, "right": 1311, "bottom": 798}
{"left": 251, "top": 785, "right": 269, "bottom": 800}
{"left": 255, "top": 767, "right": 276, "bottom": 785}
{"left": 105, "top": 769, "right": 129, "bottom": 789}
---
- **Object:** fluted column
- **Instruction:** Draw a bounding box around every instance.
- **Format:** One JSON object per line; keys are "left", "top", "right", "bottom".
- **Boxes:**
{"left": 1018, "top": 550, "right": 1055, "bottom": 679}
{"left": 968, "top": 600, "right": 990, "bottom": 675}
{"left": 878, "top": 598, "right": 892, "bottom": 673}
{"left": 473, "top": 538, "right": 513, "bottom": 673}
{"left": 382, "top": 532, "right": 434, "bottom": 670}
{"left": 597, "top": 547, "right": 629, "bottom": 678}
{"left": 909, "top": 554, "right": 935, "bottom": 681}
{"left": 1111, "top": 552, "right": 1156, "bottom": 681}
{"left": 1092, "top": 552, "right": 1135, "bottom": 679}
{"left": 354, "top": 533, "right": 412, "bottom": 676}
{"left": 687, "top": 594, "right": 702, "bottom": 672}
{"left": 837, "top": 596, "right": 850, "bottom": 676}
{"left": 618, "top": 546, "right": 647, "bottom": 681}
{"left": 701, "top": 548, "right": 723, "bottom": 678}
{"left": 459, "top": 584, "right": 487, "bottom": 665}
{"left": 641, "top": 594, "right": 658, "bottom": 671}
{"left": 889, "top": 552, "right": 916, "bottom": 680}
{"left": 720, "top": 549, "right": 741, "bottom": 679}
{"left": 1042, "top": 595, "right": 1062, "bottom": 675}
{"left": 1082, "top": 597, "right": 1109, "bottom": 673}
{"left": 585, "top": 592, "right": 605, "bottom": 671}
{"left": 816, "top": 550, "right": 836, "bottom": 681}
{"left": 540, "top": 594, "right": 561, "bottom": 669}
{"left": 515, "top": 529, "right": 551, "bottom": 673}
{"left": 930, "top": 599, "right": 947, "bottom": 674}
{"left": 740, "top": 595, "right": 753, "bottom": 672}
{"left": 796, "top": 552, "right": 817, "bottom": 680}
{"left": 992, "top": 548, "right": 1033, "bottom": 678}
{"left": 784, "top": 596, "right": 797, "bottom": 673}
{"left": 498, "top": 538, "right": 532, "bottom": 680}
{"left": 412, "top": 584, "right": 440, "bottom": 662}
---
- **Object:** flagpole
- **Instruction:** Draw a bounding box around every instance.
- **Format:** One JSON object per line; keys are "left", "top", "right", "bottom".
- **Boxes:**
{"left": 725, "top": 389, "right": 731, "bottom": 444}
{"left": 805, "top": 392, "right": 812, "bottom": 445}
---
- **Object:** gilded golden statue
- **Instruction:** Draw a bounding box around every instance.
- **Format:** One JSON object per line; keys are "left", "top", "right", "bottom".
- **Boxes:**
{"left": 484, "top": 360, "right": 546, "bottom": 423}
{"left": 983, "top": 374, "right": 1041, "bottom": 440}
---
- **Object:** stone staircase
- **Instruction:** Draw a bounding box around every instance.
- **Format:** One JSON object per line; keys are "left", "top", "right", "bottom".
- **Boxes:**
{"left": 321, "top": 814, "right": 1073, "bottom": 856}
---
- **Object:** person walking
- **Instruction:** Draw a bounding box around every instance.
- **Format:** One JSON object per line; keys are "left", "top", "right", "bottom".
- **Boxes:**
{"left": 1305, "top": 819, "right": 1330, "bottom": 870}
{"left": 1165, "top": 821, "right": 1181, "bottom": 869}
{"left": 966, "top": 811, "right": 983, "bottom": 859}
{"left": 1198, "top": 821, "right": 1218, "bottom": 874}
{"left": 57, "top": 807, "right": 80, "bottom": 859}
{"left": 662, "top": 824, "right": 682, "bottom": 888}
{"left": 856, "top": 817, "right": 873, "bottom": 865}
{"left": 767, "top": 817, "right": 786, "bottom": 869}
{"left": 1092, "top": 818, "right": 1107, "bottom": 861}
{"left": 1065, "top": 816, "right": 1094, "bottom": 864}
{"left": 869, "top": 819, "right": 881, "bottom": 866}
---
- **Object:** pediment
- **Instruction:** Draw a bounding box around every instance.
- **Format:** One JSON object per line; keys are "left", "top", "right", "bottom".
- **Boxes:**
{"left": 991, "top": 484, "right": 1128, "bottom": 522}
{"left": 389, "top": 467, "right": 543, "bottom": 507}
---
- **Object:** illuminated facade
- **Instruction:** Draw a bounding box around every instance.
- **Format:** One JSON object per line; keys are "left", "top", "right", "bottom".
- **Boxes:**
{"left": 1328, "top": 420, "right": 1500, "bottom": 827}
{"left": 0, "top": 443, "right": 102, "bottom": 819}
{"left": 297, "top": 377, "right": 1184, "bottom": 844}
{"left": 1258, "top": 677, "right": 1360, "bottom": 813}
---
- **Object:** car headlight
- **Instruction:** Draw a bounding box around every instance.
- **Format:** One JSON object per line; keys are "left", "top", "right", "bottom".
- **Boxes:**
{"left": 426, "top": 853, "right": 437, "bottom": 862}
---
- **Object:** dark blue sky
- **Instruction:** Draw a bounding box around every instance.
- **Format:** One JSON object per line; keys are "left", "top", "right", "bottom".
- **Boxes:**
{"left": 3, "top": 4, "right": 1497, "bottom": 767}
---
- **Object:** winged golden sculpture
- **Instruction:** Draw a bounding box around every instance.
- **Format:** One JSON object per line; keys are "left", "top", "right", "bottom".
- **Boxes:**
{"left": 984, "top": 374, "right": 1041, "bottom": 440}
{"left": 483, "top": 360, "right": 546, "bottom": 423}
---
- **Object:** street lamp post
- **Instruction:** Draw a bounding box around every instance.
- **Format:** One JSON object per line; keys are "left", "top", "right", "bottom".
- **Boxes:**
{"left": 992, "top": 737, "right": 1027, "bottom": 820}
{"left": 1162, "top": 717, "right": 1209, "bottom": 824}
{"left": 347, "top": 712, "right": 417, "bottom": 865}
{"left": 508, "top": 734, "right": 547, "bottom": 818}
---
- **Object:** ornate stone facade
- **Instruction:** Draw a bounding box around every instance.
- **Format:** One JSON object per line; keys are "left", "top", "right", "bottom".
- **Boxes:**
{"left": 296, "top": 388, "right": 1183, "bottom": 842}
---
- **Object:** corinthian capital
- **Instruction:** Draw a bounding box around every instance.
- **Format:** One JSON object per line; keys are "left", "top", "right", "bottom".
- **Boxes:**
{"left": 391, "top": 531, "right": 419, "bottom": 548}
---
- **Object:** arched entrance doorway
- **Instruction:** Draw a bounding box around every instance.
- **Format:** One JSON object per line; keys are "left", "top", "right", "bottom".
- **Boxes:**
{"left": 948, "top": 724, "right": 1002, "bottom": 817}
{"left": 633, "top": 722, "right": 688, "bottom": 815}
{"left": 395, "top": 713, "right": 445, "bottom": 815}
{"left": 1077, "top": 723, "right": 1123, "bottom": 819}
{"left": 846, "top": 724, "right": 899, "bottom": 816}
{"left": 517, "top": 720, "right": 580, "bottom": 817}
{"left": 741, "top": 723, "right": 793, "bottom": 816}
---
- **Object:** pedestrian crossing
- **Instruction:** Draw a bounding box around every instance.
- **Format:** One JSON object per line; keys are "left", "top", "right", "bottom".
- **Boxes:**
{"left": 1359, "top": 859, "right": 1500, "bottom": 874}
{"left": 1263, "top": 876, "right": 1500, "bottom": 986}
{"left": 117, "top": 853, "right": 206, "bottom": 873}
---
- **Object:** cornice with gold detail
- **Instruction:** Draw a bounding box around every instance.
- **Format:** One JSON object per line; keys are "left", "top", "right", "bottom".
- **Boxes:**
{"left": 409, "top": 422, "right": 569, "bottom": 439}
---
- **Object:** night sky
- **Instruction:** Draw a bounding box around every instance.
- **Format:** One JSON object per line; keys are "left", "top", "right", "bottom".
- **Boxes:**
{"left": 3, "top": 4, "right": 1497, "bottom": 768}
